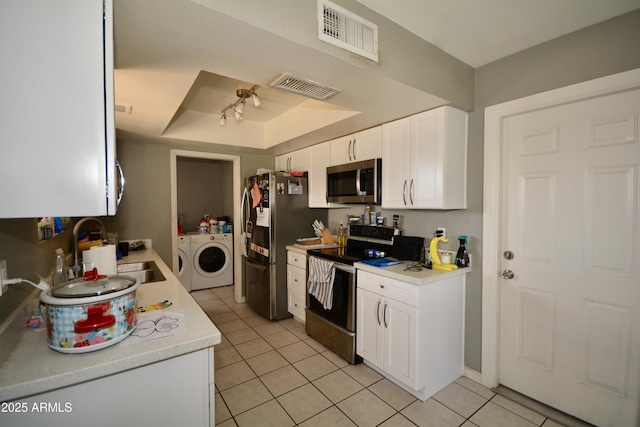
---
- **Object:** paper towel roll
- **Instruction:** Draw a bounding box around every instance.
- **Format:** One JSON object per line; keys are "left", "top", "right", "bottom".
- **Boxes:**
{"left": 83, "top": 245, "right": 117, "bottom": 275}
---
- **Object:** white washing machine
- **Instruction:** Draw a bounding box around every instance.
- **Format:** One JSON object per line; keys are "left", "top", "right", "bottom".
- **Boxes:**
{"left": 190, "top": 233, "right": 233, "bottom": 290}
{"left": 178, "top": 234, "right": 192, "bottom": 291}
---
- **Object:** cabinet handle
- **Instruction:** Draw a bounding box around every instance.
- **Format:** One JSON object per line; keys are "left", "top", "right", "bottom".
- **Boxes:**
{"left": 402, "top": 180, "right": 407, "bottom": 205}
{"left": 376, "top": 299, "right": 381, "bottom": 325}
{"left": 409, "top": 179, "right": 415, "bottom": 205}
{"left": 379, "top": 284, "right": 384, "bottom": 289}
{"left": 383, "top": 301, "right": 388, "bottom": 328}
{"left": 352, "top": 139, "right": 357, "bottom": 160}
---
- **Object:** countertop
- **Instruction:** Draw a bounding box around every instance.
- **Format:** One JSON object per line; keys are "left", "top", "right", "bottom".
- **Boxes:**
{"left": 0, "top": 249, "right": 221, "bottom": 402}
{"left": 355, "top": 260, "right": 471, "bottom": 285}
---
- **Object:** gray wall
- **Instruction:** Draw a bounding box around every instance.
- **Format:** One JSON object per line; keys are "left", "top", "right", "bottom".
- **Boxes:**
{"left": 177, "top": 158, "right": 234, "bottom": 232}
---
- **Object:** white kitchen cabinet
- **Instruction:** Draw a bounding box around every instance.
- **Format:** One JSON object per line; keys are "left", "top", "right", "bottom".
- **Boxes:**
{"left": 287, "top": 250, "right": 307, "bottom": 322}
{"left": 276, "top": 147, "right": 310, "bottom": 173}
{"left": 330, "top": 126, "right": 382, "bottom": 165}
{"left": 382, "top": 106, "right": 467, "bottom": 209}
{"left": 307, "top": 141, "right": 331, "bottom": 208}
{"left": 0, "top": 348, "right": 214, "bottom": 427}
{"left": 356, "top": 269, "right": 464, "bottom": 401}
{"left": 0, "top": 0, "right": 118, "bottom": 218}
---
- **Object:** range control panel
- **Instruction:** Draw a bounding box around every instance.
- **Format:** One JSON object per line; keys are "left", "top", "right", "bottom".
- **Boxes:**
{"left": 348, "top": 225, "right": 398, "bottom": 242}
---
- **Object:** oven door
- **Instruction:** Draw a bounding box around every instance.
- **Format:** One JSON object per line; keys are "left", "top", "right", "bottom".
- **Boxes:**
{"left": 307, "top": 260, "right": 355, "bottom": 332}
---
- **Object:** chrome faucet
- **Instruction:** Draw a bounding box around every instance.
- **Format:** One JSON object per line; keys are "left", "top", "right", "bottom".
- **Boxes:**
{"left": 72, "top": 217, "right": 107, "bottom": 275}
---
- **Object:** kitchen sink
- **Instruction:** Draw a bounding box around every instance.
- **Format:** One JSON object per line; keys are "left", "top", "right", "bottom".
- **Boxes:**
{"left": 117, "top": 261, "right": 166, "bottom": 284}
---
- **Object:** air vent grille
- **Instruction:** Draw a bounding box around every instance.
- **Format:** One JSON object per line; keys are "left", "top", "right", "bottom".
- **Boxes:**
{"left": 318, "top": 0, "right": 378, "bottom": 62}
{"left": 268, "top": 73, "right": 341, "bottom": 100}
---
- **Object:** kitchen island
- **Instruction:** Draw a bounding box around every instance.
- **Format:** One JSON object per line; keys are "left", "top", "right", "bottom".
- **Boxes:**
{"left": 0, "top": 248, "right": 221, "bottom": 427}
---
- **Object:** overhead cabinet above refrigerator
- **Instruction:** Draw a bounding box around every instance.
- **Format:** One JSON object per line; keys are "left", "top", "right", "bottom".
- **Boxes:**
{"left": 0, "top": 0, "right": 119, "bottom": 218}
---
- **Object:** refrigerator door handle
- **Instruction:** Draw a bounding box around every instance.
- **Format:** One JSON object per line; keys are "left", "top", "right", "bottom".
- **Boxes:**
{"left": 240, "top": 188, "right": 250, "bottom": 257}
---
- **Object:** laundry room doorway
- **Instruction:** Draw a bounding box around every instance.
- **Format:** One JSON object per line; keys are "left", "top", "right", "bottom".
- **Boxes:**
{"left": 170, "top": 150, "right": 242, "bottom": 303}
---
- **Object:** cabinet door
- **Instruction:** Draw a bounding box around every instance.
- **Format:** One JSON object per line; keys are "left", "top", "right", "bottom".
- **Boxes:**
{"left": 353, "top": 127, "right": 382, "bottom": 161}
{"left": 278, "top": 148, "right": 310, "bottom": 172}
{"left": 276, "top": 154, "right": 289, "bottom": 172}
{"left": 384, "top": 298, "right": 418, "bottom": 389}
{"left": 287, "top": 264, "right": 306, "bottom": 320}
{"left": 290, "top": 147, "right": 310, "bottom": 172}
{"left": 410, "top": 110, "right": 442, "bottom": 208}
{"left": 0, "top": 0, "right": 116, "bottom": 218}
{"left": 330, "top": 135, "right": 354, "bottom": 165}
{"left": 382, "top": 117, "right": 411, "bottom": 208}
{"left": 308, "top": 142, "right": 331, "bottom": 207}
{"left": 356, "top": 288, "right": 384, "bottom": 368}
{"left": 410, "top": 107, "right": 467, "bottom": 209}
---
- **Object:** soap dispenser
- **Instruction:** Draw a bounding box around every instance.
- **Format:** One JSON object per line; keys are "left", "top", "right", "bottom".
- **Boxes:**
{"left": 455, "top": 236, "right": 470, "bottom": 268}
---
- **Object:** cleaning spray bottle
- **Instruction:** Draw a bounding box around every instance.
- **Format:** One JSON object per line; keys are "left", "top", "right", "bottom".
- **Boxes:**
{"left": 455, "top": 235, "right": 470, "bottom": 268}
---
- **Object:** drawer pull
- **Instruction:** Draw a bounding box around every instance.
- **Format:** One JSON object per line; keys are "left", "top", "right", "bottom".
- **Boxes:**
{"left": 380, "top": 284, "right": 385, "bottom": 289}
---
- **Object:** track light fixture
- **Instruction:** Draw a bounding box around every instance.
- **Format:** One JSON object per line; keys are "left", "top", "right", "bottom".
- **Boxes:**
{"left": 219, "top": 84, "right": 261, "bottom": 126}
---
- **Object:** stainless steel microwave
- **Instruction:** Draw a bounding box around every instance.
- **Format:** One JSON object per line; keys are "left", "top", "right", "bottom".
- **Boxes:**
{"left": 326, "top": 158, "right": 381, "bottom": 204}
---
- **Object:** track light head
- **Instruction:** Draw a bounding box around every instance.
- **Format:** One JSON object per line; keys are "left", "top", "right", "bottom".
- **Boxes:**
{"left": 219, "top": 112, "right": 226, "bottom": 126}
{"left": 252, "top": 92, "right": 261, "bottom": 108}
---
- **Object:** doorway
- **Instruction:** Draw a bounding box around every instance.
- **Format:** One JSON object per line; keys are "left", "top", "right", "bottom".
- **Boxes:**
{"left": 482, "top": 68, "right": 640, "bottom": 426}
{"left": 170, "top": 150, "right": 242, "bottom": 303}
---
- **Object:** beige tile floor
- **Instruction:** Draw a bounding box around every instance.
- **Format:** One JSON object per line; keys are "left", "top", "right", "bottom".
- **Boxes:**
{"left": 192, "top": 286, "right": 591, "bottom": 427}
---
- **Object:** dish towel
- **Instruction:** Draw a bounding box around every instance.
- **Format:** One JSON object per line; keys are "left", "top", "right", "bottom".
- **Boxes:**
{"left": 307, "top": 257, "right": 336, "bottom": 310}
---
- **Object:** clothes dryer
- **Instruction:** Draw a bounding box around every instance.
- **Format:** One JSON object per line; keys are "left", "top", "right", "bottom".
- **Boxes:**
{"left": 178, "top": 234, "right": 192, "bottom": 291}
{"left": 190, "top": 233, "right": 233, "bottom": 290}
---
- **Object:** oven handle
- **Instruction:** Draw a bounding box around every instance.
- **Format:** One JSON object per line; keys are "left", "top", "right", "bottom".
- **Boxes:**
{"left": 334, "top": 263, "right": 354, "bottom": 274}
{"left": 309, "top": 256, "right": 354, "bottom": 274}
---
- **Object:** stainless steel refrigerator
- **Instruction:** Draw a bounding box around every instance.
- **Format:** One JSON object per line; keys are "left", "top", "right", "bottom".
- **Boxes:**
{"left": 241, "top": 172, "right": 327, "bottom": 320}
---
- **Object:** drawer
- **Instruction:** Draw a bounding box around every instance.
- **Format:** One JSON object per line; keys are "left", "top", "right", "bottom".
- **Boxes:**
{"left": 357, "top": 270, "right": 418, "bottom": 307}
{"left": 287, "top": 251, "right": 307, "bottom": 270}
{"left": 287, "top": 264, "right": 307, "bottom": 292}
{"left": 288, "top": 291, "right": 306, "bottom": 321}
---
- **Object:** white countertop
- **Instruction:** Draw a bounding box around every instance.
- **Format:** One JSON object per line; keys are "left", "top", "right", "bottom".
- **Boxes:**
{"left": 0, "top": 249, "right": 221, "bottom": 402}
{"left": 355, "top": 260, "right": 471, "bottom": 285}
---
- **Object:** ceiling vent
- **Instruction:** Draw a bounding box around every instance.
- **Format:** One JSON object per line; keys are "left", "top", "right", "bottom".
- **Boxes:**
{"left": 268, "top": 73, "right": 342, "bottom": 100}
{"left": 318, "top": 0, "right": 378, "bottom": 63}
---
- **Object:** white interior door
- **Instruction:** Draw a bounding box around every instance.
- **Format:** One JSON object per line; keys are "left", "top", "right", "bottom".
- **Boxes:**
{"left": 498, "top": 87, "right": 640, "bottom": 426}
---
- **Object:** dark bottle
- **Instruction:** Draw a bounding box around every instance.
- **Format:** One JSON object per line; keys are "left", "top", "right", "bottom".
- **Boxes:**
{"left": 455, "top": 235, "right": 470, "bottom": 268}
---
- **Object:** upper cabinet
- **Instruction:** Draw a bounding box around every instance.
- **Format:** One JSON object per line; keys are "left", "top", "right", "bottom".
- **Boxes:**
{"left": 0, "top": 0, "right": 117, "bottom": 218}
{"left": 382, "top": 107, "right": 468, "bottom": 209}
{"left": 307, "top": 142, "right": 332, "bottom": 208}
{"left": 276, "top": 147, "right": 310, "bottom": 173}
{"left": 330, "top": 127, "right": 382, "bottom": 165}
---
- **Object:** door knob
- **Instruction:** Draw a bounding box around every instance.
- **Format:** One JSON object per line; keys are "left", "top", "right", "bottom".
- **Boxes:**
{"left": 502, "top": 270, "right": 515, "bottom": 279}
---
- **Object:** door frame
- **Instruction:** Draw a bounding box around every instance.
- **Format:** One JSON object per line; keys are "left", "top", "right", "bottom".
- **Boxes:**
{"left": 481, "top": 68, "right": 640, "bottom": 389}
{"left": 170, "top": 149, "right": 243, "bottom": 304}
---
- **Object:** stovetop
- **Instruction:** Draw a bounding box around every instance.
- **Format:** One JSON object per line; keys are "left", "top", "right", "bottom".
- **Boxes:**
{"left": 308, "top": 225, "right": 398, "bottom": 265}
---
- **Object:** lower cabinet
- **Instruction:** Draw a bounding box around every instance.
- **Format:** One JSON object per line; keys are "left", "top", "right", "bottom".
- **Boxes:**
{"left": 356, "top": 270, "right": 465, "bottom": 400}
{"left": 357, "top": 287, "right": 418, "bottom": 388}
{"left": 287, "top": 250, "right": 307, "bottom": 322}
{"left": 0, "top": 348, "right": 214, "bottom": 427}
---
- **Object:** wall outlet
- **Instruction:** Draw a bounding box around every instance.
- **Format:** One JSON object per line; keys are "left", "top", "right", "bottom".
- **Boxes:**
{"left": 0, "top": 259, "right": 7, "bottom": 297}
{"left": 436, "top": 227, "right": 446, "bottom": 239}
